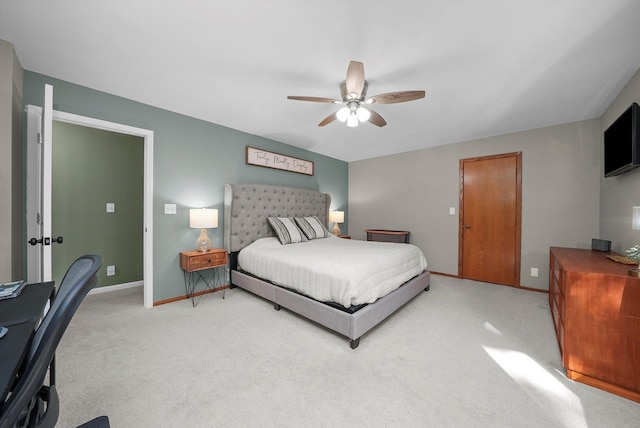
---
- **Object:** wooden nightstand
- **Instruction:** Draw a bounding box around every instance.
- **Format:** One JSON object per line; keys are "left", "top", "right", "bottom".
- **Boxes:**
{"left": 180, "top": 249, "right": 228, "bottom": 307}
{"left": 338, "top": 235, "right": 351, "bottom": 239}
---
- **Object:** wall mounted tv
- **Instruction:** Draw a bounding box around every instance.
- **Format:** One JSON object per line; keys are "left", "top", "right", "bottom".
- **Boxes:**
{"left": 604, "top": 102, "right": 640, "bottom": 177}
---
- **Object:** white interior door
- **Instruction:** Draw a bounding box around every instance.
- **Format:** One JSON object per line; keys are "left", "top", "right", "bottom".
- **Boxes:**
{"left": 26, "top": 90, "right": 155, "bottom": 307}
{"left": 25, "top": 84, "right": 54, "bottom": 283}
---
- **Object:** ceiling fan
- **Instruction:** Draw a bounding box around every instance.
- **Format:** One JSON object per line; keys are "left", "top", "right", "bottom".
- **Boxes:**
{"left": 287, "top": 61, "right": 425, "bottom": 128}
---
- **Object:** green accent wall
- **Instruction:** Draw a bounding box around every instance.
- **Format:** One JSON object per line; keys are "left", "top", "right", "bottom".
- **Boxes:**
{"left": 52, "top": 121, "right": 144, "bottom": 287}
{"left": 23, "top": 71, "right": 348, "bottom": 302}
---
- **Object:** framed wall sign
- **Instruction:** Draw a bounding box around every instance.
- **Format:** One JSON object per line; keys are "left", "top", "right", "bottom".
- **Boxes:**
{"left": 245, "top": 146, "right": 314, "bottom": 176}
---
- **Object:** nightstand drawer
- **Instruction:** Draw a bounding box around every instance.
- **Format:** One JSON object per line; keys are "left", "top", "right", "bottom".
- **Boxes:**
{"left": 180, "top": 250, "right": 227, "bottom": 272}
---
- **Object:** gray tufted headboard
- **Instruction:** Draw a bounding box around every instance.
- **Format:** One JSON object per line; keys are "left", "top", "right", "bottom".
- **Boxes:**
{"left": 224, "top": 184, "right": 331, "bottom": 253}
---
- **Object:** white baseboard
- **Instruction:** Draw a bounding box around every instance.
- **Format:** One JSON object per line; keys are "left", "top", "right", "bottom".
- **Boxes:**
{"left": 89, "top": 280, "right": 143, "bottom": 295}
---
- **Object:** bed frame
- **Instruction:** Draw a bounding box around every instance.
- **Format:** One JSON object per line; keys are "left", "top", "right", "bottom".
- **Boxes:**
{"left": 224, "top": 183, "right": 430, "bottom": 349}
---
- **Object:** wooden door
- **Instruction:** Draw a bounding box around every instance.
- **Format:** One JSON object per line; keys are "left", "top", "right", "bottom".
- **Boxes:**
{"left": 459, "top": 152, "right": 521, "bottom": 286}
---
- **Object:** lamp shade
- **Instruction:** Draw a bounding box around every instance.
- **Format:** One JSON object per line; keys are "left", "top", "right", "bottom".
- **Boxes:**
{"left": 329, "top": 211, "right": 344, "bottom": 223}
{"left": 190, "top": 208, "right": 218, "bottom": 229}
{"left": 336, "top": 106, "right": 350, "bottom": 122}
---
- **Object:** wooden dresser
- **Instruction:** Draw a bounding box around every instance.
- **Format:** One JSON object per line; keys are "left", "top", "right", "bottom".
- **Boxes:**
{"left": 365, "top": 229, "right": 410, "bottom": 243}
{"left": 549, "top": 247, "right": 640, "bottom": 402}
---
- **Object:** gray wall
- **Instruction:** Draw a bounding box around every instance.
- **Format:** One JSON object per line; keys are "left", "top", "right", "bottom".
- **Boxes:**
{"left": 0, "top": 39, "right": 23, "bottom": 282}
{"left": 23, "top": 71, "right": 348, "bottom": 302}
{"left": 349, "top": 119, "right": 601, "bottom": 290}
{"left": 600, "top": 68, "right": 640, "bottom": 254}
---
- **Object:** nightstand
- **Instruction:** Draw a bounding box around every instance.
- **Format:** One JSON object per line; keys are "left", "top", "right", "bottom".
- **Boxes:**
{"left": 338, "top": 235, "right": 351, "bottom": 239}
{"left": 179, "top": 248, "right": 228, "bottom": 307}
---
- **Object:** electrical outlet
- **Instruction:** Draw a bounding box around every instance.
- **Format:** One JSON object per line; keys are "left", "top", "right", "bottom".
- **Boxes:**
{"left": 530, "top": 267, "right": 539, "bottom": 277}
{"left": 107, "top": 265, "right": 116, "bottom": 276}
{"left": 106, "top": 203, "right": 115, "bottom": 213}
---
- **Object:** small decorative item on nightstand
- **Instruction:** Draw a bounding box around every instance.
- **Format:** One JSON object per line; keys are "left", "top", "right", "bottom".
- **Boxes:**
{"left": 329, "top": 211, "right": 344, "bottom": 235}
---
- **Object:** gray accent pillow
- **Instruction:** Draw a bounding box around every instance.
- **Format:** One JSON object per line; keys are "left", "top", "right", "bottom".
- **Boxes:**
{"left": 295, "top": 216, "right": 330, "bottom": 240}
{"left": 267, "top": 217, "right": 308, "bottom": 245}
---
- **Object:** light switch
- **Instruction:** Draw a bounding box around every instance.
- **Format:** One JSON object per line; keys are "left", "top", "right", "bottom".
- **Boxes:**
{"left": 106, "top": 203, "right": 115, "bottom": 213}
{"left": 164, "top": 204, "right": 177, "bottom": 214}
{"left": 449, "top": 207, "right": 456, "bottom": 215}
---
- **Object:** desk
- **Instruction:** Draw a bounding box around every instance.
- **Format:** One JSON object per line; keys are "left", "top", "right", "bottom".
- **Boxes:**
{"left": 0, "top": 282, "right": 55, "bottom": 406}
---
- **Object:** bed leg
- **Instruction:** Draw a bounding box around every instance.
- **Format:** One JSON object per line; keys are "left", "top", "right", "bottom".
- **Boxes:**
{"left": 274, "top": 303, "right": 281, "bottom": 311}
{"left": 424, "top": 285, "right": 430, "bottom": 291}
{"left": 350, "top": 338, "right": 360, "bottom": 349}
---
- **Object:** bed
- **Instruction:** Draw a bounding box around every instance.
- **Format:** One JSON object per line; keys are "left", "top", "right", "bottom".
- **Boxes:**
{"left": 224, "top": 183, "right": 430, "bottom": 349}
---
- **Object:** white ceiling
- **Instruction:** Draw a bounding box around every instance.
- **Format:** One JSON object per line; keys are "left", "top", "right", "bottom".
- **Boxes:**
{"left": 2, "top": 1, "right": 640, "bottom": 162}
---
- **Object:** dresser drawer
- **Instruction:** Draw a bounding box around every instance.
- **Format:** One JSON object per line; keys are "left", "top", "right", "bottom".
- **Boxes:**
{"left": 180, "top": 250, "right": 227, "bottom": 272}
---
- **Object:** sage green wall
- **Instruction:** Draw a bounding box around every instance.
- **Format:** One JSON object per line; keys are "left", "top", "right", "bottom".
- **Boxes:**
{"left": 600, "top": 68, "right": 640, "bottom": 254}
{"left": 349, "top": 120, "right": 601, "bottom": 291}
{"left": 52, "top": 121, "right": 144, "bottom": 288}
{"left": 23, "top": 71, "right": 348, "bottom": 302}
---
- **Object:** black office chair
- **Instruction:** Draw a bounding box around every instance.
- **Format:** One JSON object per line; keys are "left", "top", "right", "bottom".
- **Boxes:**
{"left": 25, "top": 255, "right": 105, "bottom": 384}
{"left": 0, "top": 255, "right": 103, "bottom": 428}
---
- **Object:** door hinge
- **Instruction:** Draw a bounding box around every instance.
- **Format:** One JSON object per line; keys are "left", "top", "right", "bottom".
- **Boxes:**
{"left": 37, "top": 132, "right": 42, "bottom": 144}
{"left": 37, "top": 213, "right": 42, "bottom": 224}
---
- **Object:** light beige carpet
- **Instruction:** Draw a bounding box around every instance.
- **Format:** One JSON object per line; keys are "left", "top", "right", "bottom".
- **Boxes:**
{"left": 56, "top": 275, "right": 640, "bottom": 427}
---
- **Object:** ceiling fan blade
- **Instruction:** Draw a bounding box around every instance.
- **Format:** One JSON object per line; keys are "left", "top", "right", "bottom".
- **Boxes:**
{"left": 346, "top": 61, "right": 365, "bottom": 98}
{"left": 318, "top": 112, "right": 338, "bottom": 127}
{"left": 367, "top": 109, "right": 387, "bottom": 127}
{"left": 288, "top": 96, "right": 341, "bottom": 103}
{"left": 365, "top": 90, "right": 426, "bottom": 105}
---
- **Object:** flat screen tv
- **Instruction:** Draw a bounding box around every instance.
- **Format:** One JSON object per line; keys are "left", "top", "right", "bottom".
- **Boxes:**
{"left": 604, "top": 102, "right": 640, "bottom": 177}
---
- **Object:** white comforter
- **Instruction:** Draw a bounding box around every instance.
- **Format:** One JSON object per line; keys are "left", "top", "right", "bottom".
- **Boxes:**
{"left": 238, "top": 236, "right": 428, "bottom": 308}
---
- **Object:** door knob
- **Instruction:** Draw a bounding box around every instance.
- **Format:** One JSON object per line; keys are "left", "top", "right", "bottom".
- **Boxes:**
{"left": 465, "top": 225, "right": 471, "bottom": 229}
{"left": 27, "top": 236, "right": 64, "bottom": 246}
{"left": 28, "top": 237, "right": 43, "bottom": 246}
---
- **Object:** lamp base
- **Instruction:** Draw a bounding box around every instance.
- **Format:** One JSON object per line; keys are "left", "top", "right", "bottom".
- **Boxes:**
{"left": 195, "top": 229, "right": 211, "bottom": 252}
{"left": 332, "top": 223, "right": 341, "bottom": 236}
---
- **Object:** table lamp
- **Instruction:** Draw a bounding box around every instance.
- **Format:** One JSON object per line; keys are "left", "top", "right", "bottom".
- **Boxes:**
{"left": 190, "top": 208, "right": 218, "bottom": 252}
{"left": 329, "top": 211, "right": 344, "bottom": 236}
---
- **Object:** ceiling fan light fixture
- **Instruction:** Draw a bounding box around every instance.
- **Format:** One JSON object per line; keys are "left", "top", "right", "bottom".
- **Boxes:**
{"left": 288, "top": 61, "right": 425, "bottom": 128}
{"left": 336, "top": 106, "right": 350, "bottom": 122}
{"left": 347, "top": 112, "right": 359, "bottom": 127}
{"left": 356, "top": 107, "right": 371, "bottom": 122}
